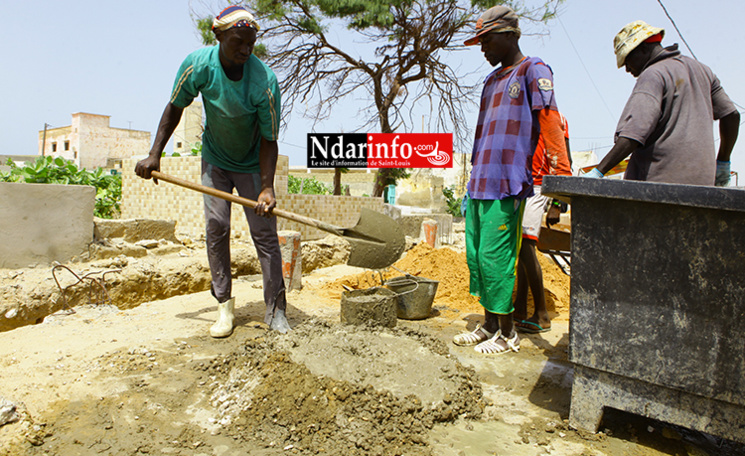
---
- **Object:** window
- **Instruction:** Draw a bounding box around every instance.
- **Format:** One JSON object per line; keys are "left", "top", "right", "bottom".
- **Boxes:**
{"left": 64, "top": 141, "right": 70, "bottom": 151}
{"left": 176, "top": 142, "right": 182, "bottom": 149}
{"left": 51, "top": 142, "right": 57, "bottom": 152}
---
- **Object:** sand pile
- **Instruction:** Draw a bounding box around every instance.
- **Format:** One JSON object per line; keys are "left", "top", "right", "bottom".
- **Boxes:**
{"left": 309, "top": 242, "right": 571, "bottom": 320}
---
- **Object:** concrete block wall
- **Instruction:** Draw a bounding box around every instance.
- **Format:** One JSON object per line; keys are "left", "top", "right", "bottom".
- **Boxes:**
{"left": 121, "top": 155, "right": 384, "bottom": 241}
{"left": 0, "top": 182, "right": 95, "bottom": 269}
{"left": 277, "top": 193, "right": 384, "bottom": 240}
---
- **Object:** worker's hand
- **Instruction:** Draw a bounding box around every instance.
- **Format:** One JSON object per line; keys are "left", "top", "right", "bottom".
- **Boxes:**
{"left": 546, "top": 204, "right": 561, "bottom": 227}
{"left": 584, "top": 168, "right": 604, "bottom": 178}
{"left": 255, "top": 188, "right": 276, "bottom": 217}
{"left": 715, "top": 160, "right": 731, "bottom": 187}
{"left": 134, "top": 155, "right": 162, "bottom": 184}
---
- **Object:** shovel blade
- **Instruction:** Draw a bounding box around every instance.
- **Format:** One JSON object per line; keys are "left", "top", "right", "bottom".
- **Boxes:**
{"left": 343, "top": 208, "right": 405, "bottom": 269}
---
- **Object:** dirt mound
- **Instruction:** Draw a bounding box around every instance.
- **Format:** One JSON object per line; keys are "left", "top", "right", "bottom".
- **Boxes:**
{"left": 309, "top": 242, "right": 571, "bottom": 320}
{"left": 5, "top": 321, "right": 482, "bottom": 456}
{"left": 209, "top": 321, "right": 483, "bottom": 455}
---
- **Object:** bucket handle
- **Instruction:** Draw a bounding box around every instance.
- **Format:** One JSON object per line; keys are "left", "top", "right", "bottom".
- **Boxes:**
{"left": 385, "top": 278, "right": 420, "bottom": 297}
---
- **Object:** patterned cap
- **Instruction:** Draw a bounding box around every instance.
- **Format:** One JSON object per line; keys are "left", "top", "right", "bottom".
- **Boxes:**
{"left": 464, "top": 5, "right": 521, "bottom": 46}
{"left": 212, "top": 5, "right": 260, "bottom": 32}
{"left": 613, "top": 20, "right": 664, "bottom": 68}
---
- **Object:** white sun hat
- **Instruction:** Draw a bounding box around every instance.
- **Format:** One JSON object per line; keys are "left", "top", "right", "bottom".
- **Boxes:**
{"left": 613, "top": 20, "right": 665, "bottom": 68}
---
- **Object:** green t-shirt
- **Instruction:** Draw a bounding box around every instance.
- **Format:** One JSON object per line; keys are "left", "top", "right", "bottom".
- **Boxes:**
{"left": 170, "top": 46, "right": 281, "bottom": 173}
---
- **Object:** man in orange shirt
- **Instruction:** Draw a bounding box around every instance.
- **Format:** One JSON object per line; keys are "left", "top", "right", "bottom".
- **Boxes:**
{"left": 514, "top": 113, "right": 572, "bottom": 333}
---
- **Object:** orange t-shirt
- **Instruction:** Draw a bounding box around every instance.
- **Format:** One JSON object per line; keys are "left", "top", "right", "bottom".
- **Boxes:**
{"left": 532, "top": 110, "right": 572, "bottom": 186}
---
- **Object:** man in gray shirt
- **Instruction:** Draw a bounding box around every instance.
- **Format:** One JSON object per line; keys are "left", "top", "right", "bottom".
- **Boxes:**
{"left": 588, "top": 21, "right": 740, "bottom": 186}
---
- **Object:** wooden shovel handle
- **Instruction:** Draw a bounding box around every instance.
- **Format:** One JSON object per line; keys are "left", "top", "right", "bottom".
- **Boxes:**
{"left": 150, "top": 171, "right": 342, "bottom": 236}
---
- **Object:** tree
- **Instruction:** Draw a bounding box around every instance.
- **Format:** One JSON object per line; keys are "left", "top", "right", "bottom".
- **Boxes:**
{"left": 194, "top": 0, "right": 564, "bottom": 196}
{"left": 332, "top": 167, "right": 347, "bottom": 195}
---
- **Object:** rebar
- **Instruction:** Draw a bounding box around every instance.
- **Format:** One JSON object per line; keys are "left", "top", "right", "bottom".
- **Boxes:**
{"left": 52, "top": 264, "right": 122, "bottom": 313}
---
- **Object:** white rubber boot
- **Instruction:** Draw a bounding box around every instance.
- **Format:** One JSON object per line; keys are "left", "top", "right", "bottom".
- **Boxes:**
{"left": 269, "top": 309, "right": 292, "bottom": 334}
{"left": 210, "top": 297, "right": 235, "bottom": 338}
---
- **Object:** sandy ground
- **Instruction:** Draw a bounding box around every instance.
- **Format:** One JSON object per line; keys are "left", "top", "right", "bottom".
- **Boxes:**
{"left": 0, "top": 242, "right": 743, "bottom": 455}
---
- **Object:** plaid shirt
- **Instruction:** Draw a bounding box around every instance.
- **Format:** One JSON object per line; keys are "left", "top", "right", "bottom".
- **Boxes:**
{"left": 469, "top": 56, "right": 559, "bottom": 200}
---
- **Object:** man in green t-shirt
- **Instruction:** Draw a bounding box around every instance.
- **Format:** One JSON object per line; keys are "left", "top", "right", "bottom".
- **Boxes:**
{"left": 135, "top": 5, "right": 290, "bottom": 337}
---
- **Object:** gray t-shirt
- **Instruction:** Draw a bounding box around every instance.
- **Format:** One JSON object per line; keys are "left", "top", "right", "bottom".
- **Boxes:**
{"left": 615, "top": 45, "right": 737, "bottom": 185}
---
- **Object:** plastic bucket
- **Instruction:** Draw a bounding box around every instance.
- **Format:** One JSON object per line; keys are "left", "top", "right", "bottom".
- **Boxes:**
{"left": 384, "top": 275, "right": 439, "bottom": 320}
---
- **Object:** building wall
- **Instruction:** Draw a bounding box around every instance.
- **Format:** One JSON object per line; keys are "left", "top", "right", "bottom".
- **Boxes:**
{"left": 38, "top": 113, "right": 150, "bottom": 170}
{"left": 74, "top": 113, "right": 151, "bottom": 169}
{"left": 38, "top": 126, "right": 74, "bottom": 161}
{"left": 121, "top": 155, "right": 384, "bottom": 241}
{"left": 173, "top": 102, "right": 203, "bottom": 155}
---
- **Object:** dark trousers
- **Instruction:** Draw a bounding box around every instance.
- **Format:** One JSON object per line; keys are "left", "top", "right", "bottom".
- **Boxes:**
{"left": 201, "top": 160, "right": 286, "bottom": 325}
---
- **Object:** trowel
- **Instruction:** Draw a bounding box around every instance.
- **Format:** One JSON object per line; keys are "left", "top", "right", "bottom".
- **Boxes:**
{"left": 150, "top": 171, "right": 405, "bottom": 269}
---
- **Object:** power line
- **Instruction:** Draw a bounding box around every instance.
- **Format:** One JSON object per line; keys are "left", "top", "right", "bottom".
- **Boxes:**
{"left": 557, "top": 16, "right": 616, "bottom": 122}
{"left": 655, "top": 0, "right": 698, "bottom": 60}
{"left": 655, "top": 0, "right": 745, "bottom": 112}
{"left": 279, "top": 140, "right": 305, "bottom": 150}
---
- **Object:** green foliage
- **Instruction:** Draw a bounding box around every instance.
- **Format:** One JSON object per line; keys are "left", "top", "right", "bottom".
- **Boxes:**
{"left": 379, "top": 168, "right": 410, "bottom": 187}
{"left": 0, "top": 156, "right": 122, "bottom": 219}
{"left": 197, "top": 16, "right": 216, "bottom": 45}
{"left": 442, "top": 185, "right": 462, "bottom": 217}
{"left": 253, "top": 43, "right": 268, "bottom": 59}
{"left": 314, "top": 0, "right": 401, "bottom": 29}
{"left": 297, "top": 16, "right": 325, "bottom": 34}
{"left": 288, "top": 175, "right": 332, "bottom": 194}
{"left": 191, "top": 142, "right": 203, "bottom": 156}
{"left": 93, "top": 171, "right": 122, "bottom": 220}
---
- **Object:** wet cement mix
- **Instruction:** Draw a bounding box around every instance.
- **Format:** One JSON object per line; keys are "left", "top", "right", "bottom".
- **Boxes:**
{"left": 6, "top": 321, "right": 483, "bottom": 456}
{"left": 310, "top": 242, "right": 571, "bottom": 322}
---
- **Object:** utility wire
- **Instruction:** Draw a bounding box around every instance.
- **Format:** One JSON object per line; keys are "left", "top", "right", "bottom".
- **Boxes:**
{"left": 655, "top": 0, "right": 745, "bottom": 113}
{"left": 279, "top": 140, "right": 305, "bottom": 149}
{"left": 557, "top": 16, "right": 616, "bottom": 122}
{"left": 656, "top": 0, "right": 698, "bottom": 60}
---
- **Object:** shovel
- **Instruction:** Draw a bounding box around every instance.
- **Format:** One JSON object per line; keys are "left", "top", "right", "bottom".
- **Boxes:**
{"left": 150, "top": 171, "right": 405, "bottom": 269}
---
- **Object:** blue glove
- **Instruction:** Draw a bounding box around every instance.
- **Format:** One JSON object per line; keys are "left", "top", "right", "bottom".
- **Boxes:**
{"left": 715, "top": 160, "right": 731, "bottom": 187}
{"left": 584, "top": 168, "right": 604, "bottom": 178}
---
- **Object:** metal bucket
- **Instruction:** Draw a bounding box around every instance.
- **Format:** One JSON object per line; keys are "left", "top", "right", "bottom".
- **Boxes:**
{"left": 384, "top": 275, "right": 439, "bottom": 320}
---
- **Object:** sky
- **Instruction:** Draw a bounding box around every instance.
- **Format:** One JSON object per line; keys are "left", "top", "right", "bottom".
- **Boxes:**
{"left": 2, "top": 0, "right": 744, "bottom": 184}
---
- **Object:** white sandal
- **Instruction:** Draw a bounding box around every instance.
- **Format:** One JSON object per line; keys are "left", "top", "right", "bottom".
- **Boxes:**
{"left": 474, "top": 331, "right": 520, "bottom": 355}
{"left": 453, "top": 325, "right": 496, "bottom": 346}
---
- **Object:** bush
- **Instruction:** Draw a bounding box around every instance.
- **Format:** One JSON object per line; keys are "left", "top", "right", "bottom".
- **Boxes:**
{"left": 191, "top": 142, "right": 202, "bottom": 156}
{"left": 442, "top": 185, "right": 462, "bottom": 217}
{"left": 0, "top": 156, "right": 122, "bottom": 219}
{"left": 288, "top": 175, "right": 332, "bottom": 195}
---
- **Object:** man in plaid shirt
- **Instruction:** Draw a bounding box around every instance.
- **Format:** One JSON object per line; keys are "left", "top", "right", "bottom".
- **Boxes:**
{"left": 453, "top": 5, "right": 569, "bottom": 355}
